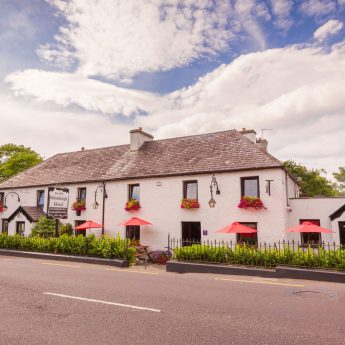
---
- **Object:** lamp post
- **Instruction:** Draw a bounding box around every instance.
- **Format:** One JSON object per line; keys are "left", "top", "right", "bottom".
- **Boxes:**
{"left": 93, "top": 182, "right": 107, "bottom": 235}
{"left": 208, "top": 175, "right": 220, "bottom": 208}
{"left": 3, "top": 191, "right": 21, "bottom": 211}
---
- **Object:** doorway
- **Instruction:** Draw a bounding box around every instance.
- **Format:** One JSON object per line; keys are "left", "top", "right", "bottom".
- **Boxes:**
{"left": 339, "top": 222, "right": 345, "bottom": 246}
{"left": 182, "top": 222, "right": 201, "bottom": 246}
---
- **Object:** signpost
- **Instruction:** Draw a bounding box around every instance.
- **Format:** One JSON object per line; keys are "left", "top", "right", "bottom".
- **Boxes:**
{"left": 47, "top": 187, "right": 69, "bottom": 237}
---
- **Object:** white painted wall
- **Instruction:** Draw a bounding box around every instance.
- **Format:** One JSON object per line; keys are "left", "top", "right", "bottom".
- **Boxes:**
{"left": 288, "top": 197, "right": 345, "bottom": 244}
{"left": 0, "top": 168, "right": 297, "bottom": 249}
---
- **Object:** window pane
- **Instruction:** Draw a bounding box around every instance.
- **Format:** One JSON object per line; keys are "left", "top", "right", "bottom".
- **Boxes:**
{"left": 130, "top": 185, "right": 140, "bottom": 200}
{"left": 78, "top": 188, "right": 86, "bottom": 201}
{"left": 2, "top": 220, "right": 8, "bottom": 234}
{"left": 0, "top": 193, "right": 4, "bottom": 204}
{"left": 185, "top": 181, "right": 197, "bottom": 199}
{"left": 244, "top": 179, "right": 258, "bottom": 197}
{"left": 37, "top": 191, "right": 45, "bottom": 208}
{"left": 126, "top": 226, "right": 140, "bottom": 241}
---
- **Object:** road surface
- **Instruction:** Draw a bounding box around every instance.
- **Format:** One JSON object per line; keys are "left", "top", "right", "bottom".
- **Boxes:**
{"left": 0, "top": 255, "right": 344, "bottom": 345}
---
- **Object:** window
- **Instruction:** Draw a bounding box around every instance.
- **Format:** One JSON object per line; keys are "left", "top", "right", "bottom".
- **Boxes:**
{"left": 37, "top": 190, "right": 45, "bottom": 209}
{"left": 241, "top": 176, "right": 259, "bottom": 197}
{"left": 16, "top": 222, "right": 25, "bottom": 236}
{"left": 183, "top": 180, "right": 198, "bottom": 200}
{"left": 237, "top": 223, "right": 258, "bottom": 245}
{"left": 128, "top": 184, "right": 140, "bottom": 201}
{"left": 182, "top": 222, "right": 201, "bottom": 246}
{"left": 2, "top": 219, "right": 8, "bottom": 234}
{"left": 126, "top": 226, "right": 140, "bottom": 243}
{"left": 300, "top": 219, "right": 321, "bottom": 245}
{"left": 75, "top": 220, "right": 86, "bottom": 237}
{"left": 0, "top": 192, "right": 4, "bottom": 205}
{"left": 77, "top": 187, "right": 87, "bottom": 201}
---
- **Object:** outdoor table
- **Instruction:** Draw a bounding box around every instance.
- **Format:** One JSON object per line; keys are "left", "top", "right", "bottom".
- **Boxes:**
{"left": 133, "top": 245, "right": 154, "bottom": 268}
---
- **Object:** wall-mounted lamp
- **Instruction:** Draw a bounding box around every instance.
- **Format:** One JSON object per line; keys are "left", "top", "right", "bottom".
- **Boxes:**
{"left": 208, "top": 175, "right": 220, "bottom": 208}
{"left": 3, "top": 191, "right": 21, "bottom": 211}
{"left": 93, "top": 183, "right": 107, "bottom": 209}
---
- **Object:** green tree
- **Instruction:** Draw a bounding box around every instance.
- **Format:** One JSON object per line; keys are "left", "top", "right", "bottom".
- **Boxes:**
{"left": 0, "top": 144, "right": 43, "bottom": 181}
{"left": 283, "top": 160, "right": 339, "bottom": 197}
{"left": 31, "top": 217, "right": 73, "bottom": 238}
{"left": 333, "top": 167, "right": 345, "bottom": 195}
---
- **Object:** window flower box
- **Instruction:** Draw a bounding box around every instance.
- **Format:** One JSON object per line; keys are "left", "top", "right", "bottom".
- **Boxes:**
{"left": 125, "top": 199, "right": 141, "bottom": 211}
{"left": 237, "top": 196, "right": 266, "bottom": 210}
{"left": 181, "top": 198, "right": 200, "bottom": 209}
{"left": 0, "top": 203, "right": 4, "bottom": 212}
{"left": 72, "top": 200, "right": 86, "bottom": 211}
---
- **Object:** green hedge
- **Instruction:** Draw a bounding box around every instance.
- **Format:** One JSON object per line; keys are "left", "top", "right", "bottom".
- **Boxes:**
{"left": 173, "top": 244, "right": 345, "bottom": 270}
{"left": 0, "top": 234, "right": 135, "bottom": 264}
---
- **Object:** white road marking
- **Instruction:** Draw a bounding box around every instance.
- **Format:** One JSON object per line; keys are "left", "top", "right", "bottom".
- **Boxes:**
{"left": 41, "top": 262, "right": 80, "bottom": 268}
{"left": 43, "top": 292, "right": 161, "bottom": 313}
{"left": 215, "top": 278, "right": 304, "bottom": 287}
{"left": 106, "top": 268, "right": 159, "bottom": 275}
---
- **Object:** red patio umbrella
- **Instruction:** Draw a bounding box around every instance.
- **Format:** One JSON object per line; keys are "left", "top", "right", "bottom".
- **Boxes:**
{"left": 215, "top": 222, "right": 257, "bottom": 234}
{"left": 75, "top": 220, "right": 103, "bottom": 230}
{"left": 119, "top": 217, "right": 152, "bottom": 226}
{"left": 288, "top": 222, "right": 332, "bottom": 233}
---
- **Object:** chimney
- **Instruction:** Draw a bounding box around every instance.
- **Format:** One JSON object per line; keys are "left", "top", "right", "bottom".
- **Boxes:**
{"left": 256, "top": 138, "right": 268, "bottom": 152}
{"left": 130, "top": 127, "right": 153, "bottom": 151}
{"left": 239, "top": 128, "right": 257, "bottom": 143}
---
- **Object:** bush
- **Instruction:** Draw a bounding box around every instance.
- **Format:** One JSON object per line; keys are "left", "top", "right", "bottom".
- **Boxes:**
{"left": 31, "top": 217, "right": 73, "bottom": 238}
{"left": 173, "top": 244, "right": 345, "bottom": 270}
{"left": 0, "top": 234, "right": 135, "bottom": 264}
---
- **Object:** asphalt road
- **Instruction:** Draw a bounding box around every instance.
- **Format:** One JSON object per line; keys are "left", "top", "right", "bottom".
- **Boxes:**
{"left": 0, "top": 256, "right": 344, "bottom": 345}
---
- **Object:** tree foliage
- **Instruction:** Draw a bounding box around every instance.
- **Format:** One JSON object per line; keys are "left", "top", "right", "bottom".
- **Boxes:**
{"left": 0, "top": 144, "right": 43, "bottom": 181}
{"left": 333, "top": 167, "right": 345, "bottom": 195}
{"left": 283, "top": 160, "right": 339, "bottom": 197}
{"left": 31, "top": 217, "right": 73, "bottom": 238}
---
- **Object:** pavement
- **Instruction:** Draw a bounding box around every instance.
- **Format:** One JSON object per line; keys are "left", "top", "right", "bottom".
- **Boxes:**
{"left": 0, "top": 256, "right": 344, "bottom": 345}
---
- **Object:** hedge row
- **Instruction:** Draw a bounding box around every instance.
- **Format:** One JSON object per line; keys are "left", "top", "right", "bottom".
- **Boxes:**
{"left": 0, "top": 234, "right": 135, "bottom": 264}
{"left": 173, "top": 244, "right": 345, "bottom": 270}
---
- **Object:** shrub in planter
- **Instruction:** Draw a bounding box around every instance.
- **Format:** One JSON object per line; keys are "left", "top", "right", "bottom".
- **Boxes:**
{"left": 72, "top": 199, "right": 86, "bottom": 211}
{"left": 181, "top": 199, "right": 200, "bottom": 209}
{"left": 151, "top": 250, "right": 172, "bottom": 265}
{"left": 237, "top": 196, "right": 266, "bottom": 210}
{"left": 125, "top": 199, "right": 141, "bottom": 211}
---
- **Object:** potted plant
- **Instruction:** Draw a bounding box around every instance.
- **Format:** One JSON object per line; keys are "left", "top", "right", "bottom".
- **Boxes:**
{"left": 72, "top": 199, "right": 86, "bottom": 211}
{"left": 125, "top": 199, "right": 141, "bottom": 211}
{"left": 181, "top": 198, "right": 200, "bottom": 209}
{"left": 153, "top": 250, "right": 172, "bottom": 265}
{"left": 237, "top": 196, "right": 266, "bottom": 210}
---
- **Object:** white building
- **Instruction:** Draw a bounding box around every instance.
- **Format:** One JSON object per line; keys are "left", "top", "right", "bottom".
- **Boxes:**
{"left": 0, "top": 128, "right": 344, "bottom": 249}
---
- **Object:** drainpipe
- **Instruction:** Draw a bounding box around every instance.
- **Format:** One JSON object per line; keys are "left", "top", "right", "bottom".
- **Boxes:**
{"left": 101, "top": 181, "right": 107, "bottom": 235}
{"left": 285, "top": 171, "right": 290, "bottom": 207}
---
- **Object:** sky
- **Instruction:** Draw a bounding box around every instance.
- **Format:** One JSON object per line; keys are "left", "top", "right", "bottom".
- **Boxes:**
{"left": 1, "top": 0, "right": 345, "bottom": 175}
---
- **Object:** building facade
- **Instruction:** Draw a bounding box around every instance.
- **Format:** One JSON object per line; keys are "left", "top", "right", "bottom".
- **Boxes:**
{"left": 0, "top": 128, "right": 344, "bottom": 249}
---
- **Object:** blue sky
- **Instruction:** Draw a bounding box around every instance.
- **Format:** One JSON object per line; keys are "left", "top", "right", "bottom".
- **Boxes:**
{"left": 1, "top": 0, "right": 345, "bottom": 174}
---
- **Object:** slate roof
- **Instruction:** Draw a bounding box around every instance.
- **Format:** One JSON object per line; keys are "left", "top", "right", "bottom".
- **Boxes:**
{"left": 0, "top": 130, "right": 283, "bottom": 189}
{"left": 7, "top": 206, "right": 46, "bottom": 223}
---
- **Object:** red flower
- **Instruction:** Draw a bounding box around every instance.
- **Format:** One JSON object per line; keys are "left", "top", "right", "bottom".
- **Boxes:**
{"left": 181, "top": 199, "right": 200, "bottom": 209}
{"left": 125, "top": 199, "right": 141, "bottom": 211}
{"left": 237, "top": 196, "right": 266, "bottom": 210}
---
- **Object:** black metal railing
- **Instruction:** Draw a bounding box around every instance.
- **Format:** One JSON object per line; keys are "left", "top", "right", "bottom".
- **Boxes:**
{"left": 168, "top": 238, "right": 345, "bottom": 270}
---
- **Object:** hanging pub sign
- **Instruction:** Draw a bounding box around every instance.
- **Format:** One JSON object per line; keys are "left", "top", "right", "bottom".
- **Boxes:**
{"left": 47, "top": 187, "right": 69, "bottom": 219}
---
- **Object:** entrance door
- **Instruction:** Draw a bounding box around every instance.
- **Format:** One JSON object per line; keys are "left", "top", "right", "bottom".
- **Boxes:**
{"left": 339, "top": 222, "right": 345, "bottom": 246}
{"left": 182, "top": 222, "right": 201, "bottom": 246}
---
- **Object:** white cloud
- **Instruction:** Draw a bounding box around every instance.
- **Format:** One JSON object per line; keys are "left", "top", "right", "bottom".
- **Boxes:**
{"left": 5, "top": 70, "right": 163, "bottom": 117}
{"left": 39, "top": 0, "right": 234, "bottom": 81}
{"left": 269, "top": 0, "right": 294, "bottom": 30}
{"left": 314, "top": 19, "right": 343, "bottom": 41}
{"left": 0, "top": 93, "right": 131, "bottom": 158}
{"left": 300, "top": 0, "right": 336, "bottom": 17}
{"left": 6, "top": 42, "right": 345, "bottom": 173}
